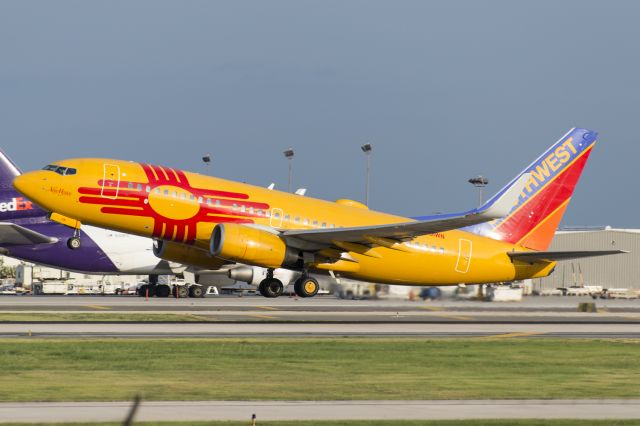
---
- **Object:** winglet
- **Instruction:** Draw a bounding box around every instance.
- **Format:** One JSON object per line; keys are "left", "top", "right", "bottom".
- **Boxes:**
{"left": 477, "top": 173, "right": 530, "bottom": 219}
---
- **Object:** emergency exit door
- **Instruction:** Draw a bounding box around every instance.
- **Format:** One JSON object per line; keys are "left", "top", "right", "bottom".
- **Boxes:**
{"left": 455, "top": 238, "right": 472, "bottom": 273}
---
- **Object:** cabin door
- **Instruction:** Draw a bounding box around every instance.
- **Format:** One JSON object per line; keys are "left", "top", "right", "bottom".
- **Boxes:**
{"left": 101, "top": 164, "right": 121, "bottom": 199}
{"left": 455, "top": 238, "right": 472, "bottom": 273}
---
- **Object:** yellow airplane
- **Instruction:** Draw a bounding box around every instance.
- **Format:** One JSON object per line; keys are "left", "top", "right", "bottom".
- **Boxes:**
{"left": 13, "top": 128, "right": 623, "bottom": 298}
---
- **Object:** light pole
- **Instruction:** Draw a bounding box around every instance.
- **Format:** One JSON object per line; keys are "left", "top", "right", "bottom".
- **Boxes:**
{"left": 202, "top": 154, "right": 212, "bottom": 165}
{"left": 468, "top": 175, "right": 489, "bottom": 206}
{"left": 283, "top": 148, "right": 294, "bottom": 193}
{"left": 361, "top": 143, "right": 372, "bottom": 206}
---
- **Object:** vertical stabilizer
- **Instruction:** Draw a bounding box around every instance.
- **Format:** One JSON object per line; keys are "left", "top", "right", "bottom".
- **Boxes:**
{"left": 0, "top": 149, "right": 46, "bottom": 220}
{"left": 464, "top": 128, "right": 597, "bottom": 251}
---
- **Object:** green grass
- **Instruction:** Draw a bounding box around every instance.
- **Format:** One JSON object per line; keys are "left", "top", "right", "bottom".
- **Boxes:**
{"left": 3, "top": 421, "right": 640, "bottom": 426}
{"left": 0, "top": 313, "right": 214, "bottom": 322}
{"left": 1, "top": 338, "right": 640, "bottom": 402}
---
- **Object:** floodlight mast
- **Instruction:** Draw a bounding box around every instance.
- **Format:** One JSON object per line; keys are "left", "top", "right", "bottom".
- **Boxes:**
{"left": 468, "top": 175, "right": 489, "bottom": 206}
{"left": 361, "top": 143, "right": 372, "bottom": 206}
{"left": 283, "top": 148, "right": 295, "bottom": 193}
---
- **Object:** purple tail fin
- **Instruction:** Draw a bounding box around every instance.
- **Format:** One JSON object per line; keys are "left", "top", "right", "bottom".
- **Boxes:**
{"left": 0, "top": 149, "right": 46, "bottom": 220}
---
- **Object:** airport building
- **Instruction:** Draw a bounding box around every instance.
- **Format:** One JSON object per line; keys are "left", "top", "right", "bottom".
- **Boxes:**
{"left": 533, "top": 227, "right": 640, "bottom": 291}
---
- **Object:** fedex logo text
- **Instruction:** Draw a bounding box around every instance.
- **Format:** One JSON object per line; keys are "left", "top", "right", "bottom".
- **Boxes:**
{"left": 0, "top": 197, "right": 33, "bottom": 212}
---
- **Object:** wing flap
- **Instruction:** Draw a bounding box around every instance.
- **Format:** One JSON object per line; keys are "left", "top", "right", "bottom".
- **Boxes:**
{"left": 283, "top": 173, "right": 531, "bottom": 246}
{"left": 0, "top": 223, "right": 58, "bottom": 245}
{"left": 508, "top": 250, "right": 627, "bottom": 262}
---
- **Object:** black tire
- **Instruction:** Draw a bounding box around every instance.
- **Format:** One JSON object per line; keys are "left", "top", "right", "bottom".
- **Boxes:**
{"left": 176, "top": 286, "right": 189, "bottom": 298}
{"left": 67, "top": 237, "right": 81, "bottom": 250}
{"left": 294, "top": 277, "right": 319, "bottom": 298}
{"left": 146, "top": 285, "right": 157, "bottom": 298}
{"left": 258, "top": 281, "right": 268, "bottom": 297}
{"left": 260, "top": 278, "right": 283, "bottom": 298}
{"left": 189, "top": 286, "right": 204, "bottom": 298}
{"left": 156, "top": 285, "right": 170, "bottom": 298}
{"left": 137, "top": 284, "right": 147, "bottom": 297}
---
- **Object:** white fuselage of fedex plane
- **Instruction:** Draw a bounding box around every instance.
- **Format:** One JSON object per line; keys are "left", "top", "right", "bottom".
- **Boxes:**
{"left": 80, "top": 225, "right": 174, "bottom": 275}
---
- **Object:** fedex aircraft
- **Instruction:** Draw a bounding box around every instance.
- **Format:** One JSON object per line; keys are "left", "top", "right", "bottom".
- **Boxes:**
{"left": 14, "top": 128, "right": 623, "bottom": 298}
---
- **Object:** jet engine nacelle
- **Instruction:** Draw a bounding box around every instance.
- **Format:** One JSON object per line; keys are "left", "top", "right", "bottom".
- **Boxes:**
{"left": 210, "top": 223, "right": 299, "bottom": 269}
{"left": 153, "top": 240, "right": 226, "bottom": 270}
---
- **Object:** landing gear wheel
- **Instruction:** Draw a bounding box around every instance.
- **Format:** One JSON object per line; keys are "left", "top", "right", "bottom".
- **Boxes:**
{"left": 189, "top": 286, "right": 204, "bottom": 298}
{"left": 155, "top": 285, "right": 170, "bottom": 298}
{"left": 294, "top": 276, "right": 320, "bottom": 298}
{"left": 176, "top": 286, "right": 189, "bottom": 298}
{"left": 67, "top": 237, "right": 81, "bottom": 250}
{"left": 259, "top": 278, "right": 284, "bottom": 298}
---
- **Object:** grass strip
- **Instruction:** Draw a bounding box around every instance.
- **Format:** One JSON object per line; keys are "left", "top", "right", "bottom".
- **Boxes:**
{"left": 0, "top": 338, "right": 639, "bottom": 401}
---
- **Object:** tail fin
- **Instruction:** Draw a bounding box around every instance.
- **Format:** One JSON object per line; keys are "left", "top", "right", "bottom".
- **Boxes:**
{"left": 465, "top": 128, "right": 597, "bottom": 251}
{"left": 0, "top": 149, "right": 45, "bottom": 220}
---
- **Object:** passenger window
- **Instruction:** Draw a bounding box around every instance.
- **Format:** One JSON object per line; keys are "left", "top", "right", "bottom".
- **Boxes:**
{"left": 128, "top": 182, "right": 134, "bottom": 189}
{"left": 190, "top": 194, "right": 195, "bottom": 201}
{"left": 257, "top": 209, "right": 263, "bottom": 216}
{"left": 274, "top": 211, "right": 281, "bottom": 219}
{"left": 146, "top": 186, "right": 151, "bottom": 193}
{"left": 163, "top": 189, "right": 169, "bottom": 196}
{"left": 303, "top": 218, "right": 309, "bottom": 225}
{"left": 265, "top": 210, "right": 271, "bottom": 218}
{"left": 180, "top": 193, "right": 186, "bottom": 200}
{"left": 440, "top": 247, "right": 445, "bottom": 255}
{"left": 312, "top": 220, "right": 318, "bottom": 227}
{"left": 249, "top": 207, "right": 254, "bottom": 215}
{"left": 284, "top": 214, "right": 290, "bottom": 222}
{"left": 232, "top": 203, "right": 238, "bottom": 211}
{"left": 294, "top": 217, "right": 300, "bottom": 224}
{"left": 137, "top": 184, "right": 143, "bottom": 191}
{"left": 198, "top": 196, "right": 203, "bottom": 203}
{"left": 215, "top": 199, "right": 221, "bottom": 207}
{"left": 321, "top": 222, "right": 327, "bottom": 228}
{"left": 241, "top": 205, "right": 246, "bottom": 213}
{"left": 206, "top": 198, "right": 212, "bottom": 205}
{"left": 330, "top": 224, "right": 335, "bottom": 228}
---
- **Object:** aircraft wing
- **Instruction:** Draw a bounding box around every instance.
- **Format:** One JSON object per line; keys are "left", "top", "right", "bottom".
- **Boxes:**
{"left": 508, "top": 250, "right": 627, "bottom": 262}
{"left": 0, "top": 223, "right": 58, "bottom": 245}
{"left": 283, "top": 173, "right": 530, "bottom": 246}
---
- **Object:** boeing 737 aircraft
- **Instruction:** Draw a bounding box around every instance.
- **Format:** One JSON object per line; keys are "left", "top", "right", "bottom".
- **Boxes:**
{"left": 14, "top": 128, "right": 623, "bottom": 298}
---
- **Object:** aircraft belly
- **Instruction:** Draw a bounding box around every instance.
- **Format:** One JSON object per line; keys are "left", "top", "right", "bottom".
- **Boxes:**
{"left": 81, "top": 225, "right": 165, "bottom": 274}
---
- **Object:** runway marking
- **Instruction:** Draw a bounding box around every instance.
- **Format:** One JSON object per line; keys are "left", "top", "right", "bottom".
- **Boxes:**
{"left": 481, "top": 332, "right": 544, "bottom": 339}
{"left": 248, "top": 314, "right": 278, "bottom": 320}
{"left": 256, "top": 306, "right": 279, "bottom": 311}
{"left": 86, "top": 305, "right": 111, "bottom": 311}
{"left": 418, "top": 307, "right": 473, "bottom": 321}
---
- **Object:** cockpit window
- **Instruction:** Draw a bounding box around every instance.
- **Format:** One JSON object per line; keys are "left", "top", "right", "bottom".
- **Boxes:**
{"left": 42, "top": 165, "right": 77, "bottom": 176}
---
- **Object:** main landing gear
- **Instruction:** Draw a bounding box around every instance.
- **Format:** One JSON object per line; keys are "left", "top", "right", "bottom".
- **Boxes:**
{"left": 67, "top": 228, "right": 81, "bottom": 250}
{"left": 258, "top": 269, "right": 320, "bottom": 298}
{"left": 294, "top": 275, "right": 319, "bottom": 298}
{"left": 258, "top": 269, "right": 284, "bottom": 298}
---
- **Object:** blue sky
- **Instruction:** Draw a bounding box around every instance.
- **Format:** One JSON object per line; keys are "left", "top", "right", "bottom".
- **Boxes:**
{"left": 1, "top": 1, "right": 638, "bottom": 226}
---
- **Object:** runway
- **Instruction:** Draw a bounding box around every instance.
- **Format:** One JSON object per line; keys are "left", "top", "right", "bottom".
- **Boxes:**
{"left": 1, "top": 295, "right": 639, "bottom": 337}
{"left": 1, "top": 400, "right": 639, "bottom": 422}
{"left": 3, "top": 321, "right": 640, "bottom": 338}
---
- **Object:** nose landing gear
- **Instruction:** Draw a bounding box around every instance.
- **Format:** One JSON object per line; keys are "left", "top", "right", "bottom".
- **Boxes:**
{"left": 66, "top": 229, "right": 82, "bottom": 250}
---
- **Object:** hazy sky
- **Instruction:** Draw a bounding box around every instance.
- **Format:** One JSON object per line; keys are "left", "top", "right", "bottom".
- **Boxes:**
{"left": 1, "top": 1, "right": 638, "bottom": 227}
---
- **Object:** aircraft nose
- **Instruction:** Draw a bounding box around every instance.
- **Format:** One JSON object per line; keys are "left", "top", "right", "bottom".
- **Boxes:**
{"left": 13, "top": 171, "right": 47, "bottom": 202}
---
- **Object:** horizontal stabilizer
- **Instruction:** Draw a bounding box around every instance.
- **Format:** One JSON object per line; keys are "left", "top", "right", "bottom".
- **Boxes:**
{"left": 508, "top": 250, "right": 627, "bottom": 262}
{"left": 284, "top": 173, "right": 531, "bottom": 245}
{"left": 0, "top": 223, "right": 58, "bottom": 245}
